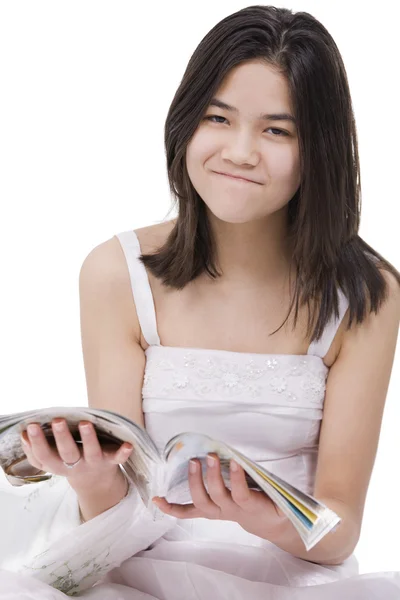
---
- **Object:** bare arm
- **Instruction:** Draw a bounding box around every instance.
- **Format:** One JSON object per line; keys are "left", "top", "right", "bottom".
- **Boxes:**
{"left": 267, "top": 271, "right": 400, "bottom": 564}
{"left": 76, "top": 236, "right": 147, "bottom": 520}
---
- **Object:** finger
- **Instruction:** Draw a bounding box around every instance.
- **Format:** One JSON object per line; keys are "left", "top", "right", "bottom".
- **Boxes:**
{"left": 205, "top": 454, "right": 232, "bottom": 508}
{"left": 108, "top": 442, "right": 134, "bottom": 465}
{"left": 20, "top": 433, "right": 43, "bottom": 470}
{"left": 104, "top": 437, "right": 134, "bottom": 465}
{"left": 152, "top": 497, "right": 203, "bottom": 519}
{"left": 51, "top": 419, "right": 81, "bottom": 465}
{"left": 188, "top": 459, "right": 220, "bottom": 517}
{"left": 27, "top": 423, "right": 59, "bottom": 469}
{"left": 229, "top": 460, "right": 254, "bottom": 509}
{"left": 78, "top": 421, "right": 103, "bottom": 465}
{"left": 78, "top": 422, "right": 133, "bottom": 466}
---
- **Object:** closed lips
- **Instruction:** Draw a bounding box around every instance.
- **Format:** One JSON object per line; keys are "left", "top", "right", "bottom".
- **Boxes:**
{"left": 215, "top": 171, "right": 261, "bottom": 184}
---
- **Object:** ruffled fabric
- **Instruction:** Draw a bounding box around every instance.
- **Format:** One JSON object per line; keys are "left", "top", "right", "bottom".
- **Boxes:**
{"left": 1, "top": 471, "right": 400, "bottom": 598}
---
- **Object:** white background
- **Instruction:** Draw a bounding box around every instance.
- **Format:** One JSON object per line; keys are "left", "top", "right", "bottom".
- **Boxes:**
{"left": 0, "top": 0, "right": 398, "bottom": 574}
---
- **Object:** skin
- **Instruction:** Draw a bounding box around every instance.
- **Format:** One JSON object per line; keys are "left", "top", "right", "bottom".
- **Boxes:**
{"left": 153, "top": 454, "right": 287, "bottom": 538}
{"left": 21, "top": 420, "right": 132, "bottom": 501}
{"left": 185, "top": 59, "right": 301, "bottom": 285}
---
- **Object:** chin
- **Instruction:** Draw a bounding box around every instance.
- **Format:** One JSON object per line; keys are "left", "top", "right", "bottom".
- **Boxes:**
{"left": 204, "top": 203, "right": 268, "bottom": 225}
{"left": 221, "top": 215, "right": 257, "bottom": 224}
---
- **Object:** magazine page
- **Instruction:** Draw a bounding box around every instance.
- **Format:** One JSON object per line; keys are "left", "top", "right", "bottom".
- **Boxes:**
{"left": 160, "top": 432, "right": 267, "bottom": 503}
{"left": 230, "top": 450, "right": 341, "bottom": 551}
{"left": 162, "top": 432, "right": 341, "bottom": 551}
{"left": 0, "top": 407, "right": 161, "bottom": 490}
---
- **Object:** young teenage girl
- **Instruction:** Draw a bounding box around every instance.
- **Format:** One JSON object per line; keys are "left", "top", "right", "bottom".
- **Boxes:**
{"left": 1, "top": 5, "right": 399, "bottom": 598}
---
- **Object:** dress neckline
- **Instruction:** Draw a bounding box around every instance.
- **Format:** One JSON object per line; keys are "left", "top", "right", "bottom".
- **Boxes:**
{"left": 145, "top": 343, "right": 326, "bottom": 363}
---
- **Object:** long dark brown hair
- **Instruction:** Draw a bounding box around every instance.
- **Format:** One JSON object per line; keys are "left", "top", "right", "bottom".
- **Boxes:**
{"left": 141, "top": 4, "right": 400, "bottom": 342}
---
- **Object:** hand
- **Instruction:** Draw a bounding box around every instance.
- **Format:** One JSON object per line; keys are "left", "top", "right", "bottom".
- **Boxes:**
{"left": 153, "top": 454, "right": 288, "bottom": 540}
{"left": 20, "top": 418, "right": 133, "bottom": 494}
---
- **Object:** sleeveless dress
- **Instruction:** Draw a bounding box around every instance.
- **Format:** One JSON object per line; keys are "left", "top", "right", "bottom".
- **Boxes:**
{"left": 0, "top": 229, "right": 399, "bottom": 599}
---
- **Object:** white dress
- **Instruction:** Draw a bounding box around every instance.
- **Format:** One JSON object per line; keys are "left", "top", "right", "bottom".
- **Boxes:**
{"left": 0, "top": 229, "right": 399, "bottom": 599}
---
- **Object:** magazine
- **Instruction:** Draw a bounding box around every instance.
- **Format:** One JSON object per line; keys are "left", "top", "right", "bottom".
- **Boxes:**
{"left": 0, "top": 406, "right": 340, "bottom": 551}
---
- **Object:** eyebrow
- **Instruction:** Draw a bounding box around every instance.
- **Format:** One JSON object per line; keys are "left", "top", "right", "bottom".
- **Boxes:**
{"left": 208, "top": 97, "right": 297, "bottom": 125}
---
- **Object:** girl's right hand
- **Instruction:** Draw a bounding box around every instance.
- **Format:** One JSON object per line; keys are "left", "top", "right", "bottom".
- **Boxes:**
{"left": 20, "top": 418, "right": 133, "bottom": 494}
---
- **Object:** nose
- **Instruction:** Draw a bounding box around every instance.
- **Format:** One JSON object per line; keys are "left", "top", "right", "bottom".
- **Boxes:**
{"left": 220, "top": 134, "right": 260, "bottom": 167}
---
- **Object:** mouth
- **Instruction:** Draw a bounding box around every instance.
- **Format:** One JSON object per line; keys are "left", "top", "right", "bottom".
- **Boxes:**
{"left": 213, "top": 171, "right": 261, "bottom": 184}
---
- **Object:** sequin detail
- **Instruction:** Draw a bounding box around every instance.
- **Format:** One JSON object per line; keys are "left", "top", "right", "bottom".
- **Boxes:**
{"left": 142, "top": 347, "right": 328, "bottom": 408}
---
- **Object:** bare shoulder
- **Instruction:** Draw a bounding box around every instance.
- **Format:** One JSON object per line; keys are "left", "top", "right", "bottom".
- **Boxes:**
{"left": 79, "top": 221, "right": 176, "bottom": 340}
{"left": 80, "top": 236, "right": 133, "bottom": 298}
{"left": 79, "top": 219, "right": 175, "bottom": 278}
{"left": 327, "top": 269, "right": 400, "bottom": 366}
{"left": 79, "top": 235, "right": 142, "bottom": 341}
{"left": 344, "top": 268, "right": 400, "bottom": 342}
{"left": 378, "top": 268, "right": 400, "bottom": 313}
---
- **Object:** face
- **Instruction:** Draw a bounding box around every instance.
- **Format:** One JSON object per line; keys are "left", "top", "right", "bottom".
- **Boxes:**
{"left": 186, "top": 60, "right": 301, "bottom": 224}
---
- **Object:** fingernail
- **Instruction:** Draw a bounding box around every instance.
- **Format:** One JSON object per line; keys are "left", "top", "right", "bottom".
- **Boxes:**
{"left": 54, "top": 421, "right": 66, "bottom": 432}
{"left": 79, "top": 424, "right": 91, "bottom": 435}
{"left": 189, "top": 459, "right": 198, "bottom": 474}
{"left": 206, "top": 455, "right": 215, "bottom": 468}
{"left": 230, "top": 459, "right": 238, "bottom": 472}
{"left": 27, "top": 425, "right": 40, "bottom": 436}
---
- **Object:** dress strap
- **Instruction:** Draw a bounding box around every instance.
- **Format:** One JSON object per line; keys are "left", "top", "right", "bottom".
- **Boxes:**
{"left": 115, "top": 230, "right": 161, "bottom": 347}
{"left": 307, "top": 288, "right": 349, "bottom": 359}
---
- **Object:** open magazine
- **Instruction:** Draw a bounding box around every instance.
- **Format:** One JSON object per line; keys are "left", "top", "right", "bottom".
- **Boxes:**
{"left": 0, "top": 407, "right": 341, "bottom": 552}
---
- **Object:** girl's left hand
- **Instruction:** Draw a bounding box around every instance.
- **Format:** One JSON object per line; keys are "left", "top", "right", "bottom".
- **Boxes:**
{"left": 153, "top": 454, "right": 287, "bottom": 539}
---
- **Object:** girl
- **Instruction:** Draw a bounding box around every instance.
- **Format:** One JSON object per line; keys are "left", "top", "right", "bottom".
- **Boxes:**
{"left": 1, "top": 5, "right": 399, "bottom": 598}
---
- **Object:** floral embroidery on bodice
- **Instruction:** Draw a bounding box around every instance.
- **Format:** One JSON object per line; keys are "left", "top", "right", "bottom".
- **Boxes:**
{"left": 142, "top": 346, "right": 327, "bottom": 405}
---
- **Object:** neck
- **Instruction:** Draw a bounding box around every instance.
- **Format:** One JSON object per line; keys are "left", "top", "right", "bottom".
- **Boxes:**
{"left": 207, "top": 208, "right": 293, "bottom": 287}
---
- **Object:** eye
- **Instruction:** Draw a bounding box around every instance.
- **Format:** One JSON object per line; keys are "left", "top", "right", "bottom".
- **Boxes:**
{"left": 204, "top": 115, "right": 227, "bottom": 125}
{"left": 203, "top": 115, "right": 289, "bottom": 136}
